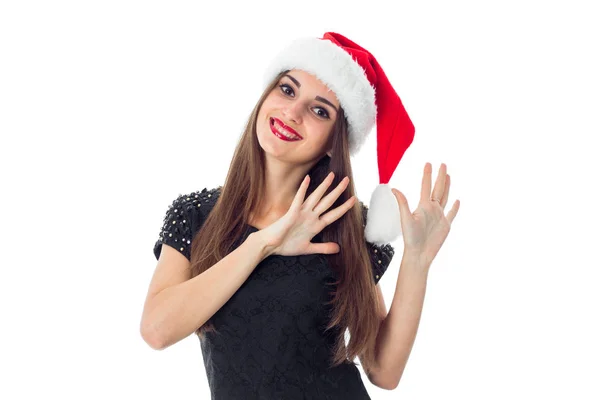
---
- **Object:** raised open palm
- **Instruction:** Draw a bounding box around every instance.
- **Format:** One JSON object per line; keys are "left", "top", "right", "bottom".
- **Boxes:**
{"left": 392, "top": 163, "right": 460, "bottom": 267}
{"left": 259, "top": 172, "right": 356, "bottom": 257}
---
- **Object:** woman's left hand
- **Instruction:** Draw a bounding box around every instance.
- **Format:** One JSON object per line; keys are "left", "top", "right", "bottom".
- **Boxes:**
{"left": 392, "top": 162, "right": 460, "bottom": 268}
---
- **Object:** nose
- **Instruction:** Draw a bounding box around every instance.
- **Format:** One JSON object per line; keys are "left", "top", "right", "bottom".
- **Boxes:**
{"left": 282, "top": 102, "right": 302, "bottom": 125}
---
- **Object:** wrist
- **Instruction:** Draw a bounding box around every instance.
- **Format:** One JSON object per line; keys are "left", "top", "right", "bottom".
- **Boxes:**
{"left": 401, "top": 250, "right": 431, "bottom": 274}
{"left": 249, "top": 231, "right": 276, "bottom": 260}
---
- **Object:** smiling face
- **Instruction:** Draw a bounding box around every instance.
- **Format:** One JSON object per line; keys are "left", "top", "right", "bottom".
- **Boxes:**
{"left": 256, "top": 69, "right": 341, "bottom": 163}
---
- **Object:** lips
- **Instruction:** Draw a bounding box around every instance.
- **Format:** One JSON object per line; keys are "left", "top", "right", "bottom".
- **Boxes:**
{"left": 270, "top": 117, "right": 302, "bottom": 140}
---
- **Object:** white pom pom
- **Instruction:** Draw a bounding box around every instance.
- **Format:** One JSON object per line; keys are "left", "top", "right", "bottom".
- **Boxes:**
{"left": 364, "top": 184, "right": 402, "bottom": 245}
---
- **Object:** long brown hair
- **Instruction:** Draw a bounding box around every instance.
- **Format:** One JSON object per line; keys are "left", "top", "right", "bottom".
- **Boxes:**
{"left": 189, "top": 70, "right": 384, "bottom": 376}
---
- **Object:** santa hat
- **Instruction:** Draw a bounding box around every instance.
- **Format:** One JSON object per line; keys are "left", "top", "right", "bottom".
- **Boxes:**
{"left": 262, "top": 32, "right": 415, "bottom": 245}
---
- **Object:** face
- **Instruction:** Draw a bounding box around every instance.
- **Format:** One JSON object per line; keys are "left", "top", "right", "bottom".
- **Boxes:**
{"left": 256, "top": 69, "right": 340, "bottom": 163}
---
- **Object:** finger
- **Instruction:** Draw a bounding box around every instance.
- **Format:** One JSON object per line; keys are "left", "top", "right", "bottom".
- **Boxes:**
{"left": 446, "top": 199, "right": 460, "bottom": 224}
{"left": 307, "top": 241, "right": 341, "bottom": 255}
{"left": 318, "top": 195, "right": 356, "bottom": 228}
{"left": 291, "top": 174, "right": 311, "bottom": 211}
{"left": 432, "top": 163, "right": 447, "bottom": 203}
{"left": 304, "top": 171, "right": 335, "bottom": 210}
{"left": 440, "top": 174, "right": 450, "bottom": 209}
{"left": 421, "top": 162, "right": 432, "bottom": 203}
{"left": 392, "top": 188, "right": 411, "bottom": 222}
{"left": 314, "top": 175, "right": 350, "bottom": 215}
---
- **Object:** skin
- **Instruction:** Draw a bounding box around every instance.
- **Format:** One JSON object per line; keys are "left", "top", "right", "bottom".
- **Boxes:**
{"left": 392, "top": 162, "right": 461, "bottom": 268}
{"left": 253, "top": 69, "right": 341, "bottom": 225}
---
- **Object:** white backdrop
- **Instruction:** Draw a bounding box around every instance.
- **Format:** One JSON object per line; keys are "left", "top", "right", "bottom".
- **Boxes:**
{"left": 1, "top": 0, "right": 598, "bottom": 399}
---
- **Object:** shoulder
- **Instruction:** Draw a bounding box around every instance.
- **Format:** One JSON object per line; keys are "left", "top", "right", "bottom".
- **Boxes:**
{"left": 159, "top": 185, "right": 224, "bottom": 236}
{"left": 153, "top": 186, "right": 223, "bottom": 261}
{"left": 182, "top": 186, "right": 223, "bottom": 216}
{"left": 168, "top": 186, "right": 222, "bottom": 215}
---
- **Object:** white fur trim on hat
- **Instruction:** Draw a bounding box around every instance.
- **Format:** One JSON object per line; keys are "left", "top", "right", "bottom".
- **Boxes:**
{"left": 262, "top": 37, "right": 377, "bottom": 156}
{"left": 364, "top": 184, "right": 403, "bottom": 245}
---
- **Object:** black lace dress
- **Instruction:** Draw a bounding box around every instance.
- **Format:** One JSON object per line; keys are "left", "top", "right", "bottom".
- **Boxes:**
{"left": 153, "top": 187, "right": 395, "bottom": 400}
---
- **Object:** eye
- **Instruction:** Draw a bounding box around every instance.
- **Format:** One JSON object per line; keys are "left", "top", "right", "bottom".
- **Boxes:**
{"left": 314, "top": 107, "right": 330, "bottom": 119}
{"left": 279, "top": 84, "right": 294, "bottom": 97}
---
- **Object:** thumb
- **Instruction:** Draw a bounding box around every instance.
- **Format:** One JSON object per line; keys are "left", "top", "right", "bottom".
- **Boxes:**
{"left": 392, "top": 188, "right": 411, "bottom": 222}
{"left": 308, "top": 242, "right": 340, "bottom": 255}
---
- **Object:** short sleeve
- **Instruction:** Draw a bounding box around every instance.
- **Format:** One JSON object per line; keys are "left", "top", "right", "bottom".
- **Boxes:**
{"left": 361, "top": 202, "right": 395, "bottom": 284}
{"left": 153, "top": 187, "right": 221, "bottom": 262}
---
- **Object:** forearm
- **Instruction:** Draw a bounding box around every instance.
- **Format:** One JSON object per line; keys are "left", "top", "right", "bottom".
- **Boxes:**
{"left": 149, "top": 232, "right": 270, "bottom": 349}
{"left": 375, "top": 252, "right": 429, "bottom": 386}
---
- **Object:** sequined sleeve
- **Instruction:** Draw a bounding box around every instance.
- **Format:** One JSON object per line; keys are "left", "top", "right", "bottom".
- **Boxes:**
{"left": 361, "top": 202, "right": 396, "bottom": 284}
{"left": 153, "top": 187, "right": 221, "bottom": 262}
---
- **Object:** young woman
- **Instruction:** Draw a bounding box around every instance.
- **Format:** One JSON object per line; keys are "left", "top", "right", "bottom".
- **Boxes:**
{"left": 141, "top": 32, "right": 460, "bottom": 399}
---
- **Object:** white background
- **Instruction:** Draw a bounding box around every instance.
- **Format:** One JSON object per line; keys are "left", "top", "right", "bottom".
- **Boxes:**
{"left": 1, "top": 0, "right": 598, "bottom": 399}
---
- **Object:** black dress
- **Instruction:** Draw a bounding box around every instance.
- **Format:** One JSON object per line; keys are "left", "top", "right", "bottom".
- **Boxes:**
{"left": 153, "top": 187, "right": 395, "bottom": 400}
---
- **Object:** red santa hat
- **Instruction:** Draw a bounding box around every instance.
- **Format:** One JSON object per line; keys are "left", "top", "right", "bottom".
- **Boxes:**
{"left": 262, "top": 32, "right": 415, "bottom": 245}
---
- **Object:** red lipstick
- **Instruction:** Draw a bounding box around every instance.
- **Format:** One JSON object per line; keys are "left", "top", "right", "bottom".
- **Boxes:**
{"left": 271, "top": 117, "right": 302, "bottom": 140}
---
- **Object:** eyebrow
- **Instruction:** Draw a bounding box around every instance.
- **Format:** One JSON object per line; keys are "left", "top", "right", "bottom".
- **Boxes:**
{"left": 284, "top": 74, "right": 339, "bottom": 113}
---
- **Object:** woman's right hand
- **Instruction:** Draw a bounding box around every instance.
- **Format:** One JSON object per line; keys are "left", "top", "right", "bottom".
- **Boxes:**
{"left": 258, "top": 172, "right": 356, "bottom": 257}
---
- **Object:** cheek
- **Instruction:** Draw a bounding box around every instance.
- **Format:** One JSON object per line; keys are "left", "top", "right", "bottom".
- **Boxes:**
{"left": 257, "top": 98, "right": 278, "bottom": 122}
{"left": 299, "top": 124, "right": 333, "bottom": 152}
{"left": 263, "top": 90, "right": 282, "bottom": 106}
{"left": 256, "top": 116, "right": 268, "bottom": 136}
{"left": 257, "top": 99, "right": 274, "bottom": 123}
{"left": 314, "top": 124, "right": 334, "bottom": 144}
